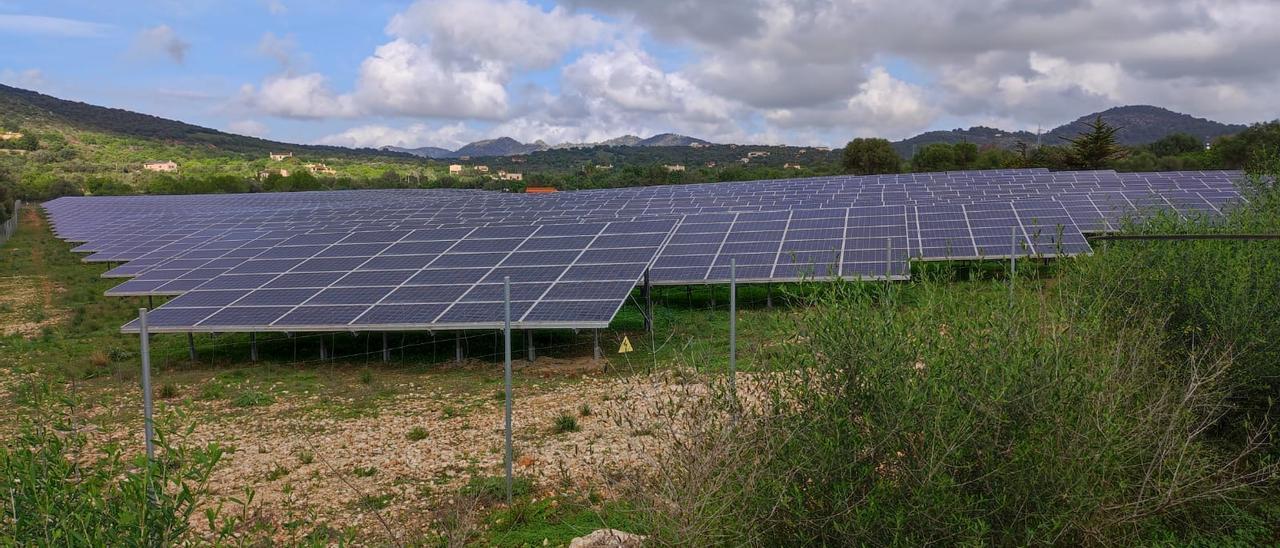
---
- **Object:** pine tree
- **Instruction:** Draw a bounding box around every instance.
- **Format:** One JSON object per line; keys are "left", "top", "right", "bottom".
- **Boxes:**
{"left": 1065, "top": 116, "right": 1127, "bottom": 169}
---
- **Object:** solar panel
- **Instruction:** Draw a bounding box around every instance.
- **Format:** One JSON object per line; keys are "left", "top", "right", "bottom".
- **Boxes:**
{"left": 119, "top": 219, "right": 677, "bottom": 333}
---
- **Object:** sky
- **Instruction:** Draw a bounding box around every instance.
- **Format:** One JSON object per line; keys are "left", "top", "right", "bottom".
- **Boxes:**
{"left": 1, "top": 0, "right": 1278, "bottom": 150}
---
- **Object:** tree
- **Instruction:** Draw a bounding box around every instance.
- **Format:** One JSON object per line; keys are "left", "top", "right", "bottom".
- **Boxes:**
{"left": 1146, "top": 133, "right": 1201, "bottom": 157}
{"left": 1211, "top": 121, "right": 1280, "bottom": 169}
{"left": 842, "top": 138, "right": 901, "bottom": 175}
{"left": 911, "top": 143, "right": 958, "bottom": 172}
{"left": 1064, "top": 115, "right": 1127, "bottom": 169}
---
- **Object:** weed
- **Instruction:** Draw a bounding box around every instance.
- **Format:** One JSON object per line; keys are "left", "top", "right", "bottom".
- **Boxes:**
{"left": 265, "top": 464, "right": 290, "bottom": 481}
{"left": 356, "top": 494, "right": 392, "bottom": 511}
{"left": 353, "top": 466, "right": 378, "bottom": 478}
{"left": 552, "top": 413, "right": 579, "bottom": 434}
{"left": 461, "top": 475, "right": 532, "bottom": 504}
{"left": 157, "top": 382, "right": 179, "bottom": 399}
{"left": 578, "top": 403, "right": 592, "bottom": 417}
{"left": 297, "top": 450, "right": 314, "bottom": 465}
{"left": 407, "top": 426, "right": 428, "bottom": 441}
{"left": 232, "top": 390, "right": 274, "bottom": 408}
{"left": 441, "top": 405, "right": 462, "bottom": 419}
{"left": 88, "top": 349, "right": 109, "bottom": 367}
{"left": 359, "top": 368, "right": 373, "bottom": 385}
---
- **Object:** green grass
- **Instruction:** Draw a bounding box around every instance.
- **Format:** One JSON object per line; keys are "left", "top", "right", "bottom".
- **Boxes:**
{"left": 483, "top": 497, "right": 645, "bottom": 548}
{"left": 552, "top": 413, "right": 579, "bottom": 434}
{"left": 406, "top": 426, "right": 428, "bottom": 441}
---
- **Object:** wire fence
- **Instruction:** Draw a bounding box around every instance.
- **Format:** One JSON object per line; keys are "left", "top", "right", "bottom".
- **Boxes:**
{"left": 0, "top": 200, "right": 22, "bottom": 247}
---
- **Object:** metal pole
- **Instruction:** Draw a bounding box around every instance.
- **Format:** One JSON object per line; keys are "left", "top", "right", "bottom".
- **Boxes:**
{"left": 503, "top": 277, "right": 514, "bottom": 504}
{"left": 766, "top": 283, "right": 773, "bottom": 309}
{"left": 1010, "top": 226, "right": 1017, "bottom": 305}
{"left": 885, "top": 237, "right": 892, "bottom": 282}
{"left": 643, "top": 268, "right": 653, "bottom": 333}
{"left": 187, "top": 332, "right": 196, "bottom": 361}
{"left": 319, "top": 336, "right": 327, "bottom": 360}
{"left": 687, "top": 285, "right": 693, "bottom": 308}
{"left": 139, "top": 309, "right": 155, "bottom": 461}
{"left": 250, "top": 332, "right": 258, "bottom": 362}
{"left": 729, "top": 259, "right": 737, "bottom": 407}
{"left": 526, "top": 330, "right": 536, "bottom": 362}
{"left": 455, "top": 332, "right": 463, "bottom": 364}
{"left": 382, "top": 333, "right": 390, "bottom": 362}
{"left": 148, "top": 295, "right": 154, "bottom": 309}
{"left": 593, "top": 329, "right": 601, "bottom": 361}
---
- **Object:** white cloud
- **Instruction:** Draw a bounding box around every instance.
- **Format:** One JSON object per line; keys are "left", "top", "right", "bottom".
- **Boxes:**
{"left": 353, "top": 39, "right": 510, "bottom": 119}
{"left": 0, "top": 14, "right": 111, "bottom": 37}
{"left": 133, "top": 25, "right": 190, "bottom": 64}
{"left": 257, "top": 32, "right": 303, "bottom": 69}
{"left": 765, "top": 67, "right": 937, "bottom": 139}
{"left": 239, "top": 73, "right": 357, "bottom": 119}
{"left": 388, "top": 0, "right": 608, "bottom": 68}
{"left": 0, "top": 68, "right": 45, "bottom": 89}
{"left": 228, "top": 119, "right": 269, "bottom": 137}
{"left": 318, "top": 122, "right": 476, "bottom": 149}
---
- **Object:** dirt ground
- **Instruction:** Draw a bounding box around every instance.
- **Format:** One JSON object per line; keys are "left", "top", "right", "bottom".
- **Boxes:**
{"left": 83, "top": 355, "right": 690, "bottom": 544}
{"left": 0, "top": 275, "right": 65, "bottom": 337}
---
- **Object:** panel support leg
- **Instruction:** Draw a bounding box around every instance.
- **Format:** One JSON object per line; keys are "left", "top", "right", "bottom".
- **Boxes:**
{"left": 382, "top": 333, "right": 390, "bottom": 362}
{"left": 766, "top": 283, "right": 773, "bottom": 309}
{"left": 526, "top": 330, "right": 536, "bottom": 362}
{"left": 642, "top": 268, "right": 653, "bottom": 333}
{"left": 686, "top": 285, "right": 692, "bottom": 308}
{"left": 319, "top": 336, "right": 328, "bottom": 361}
{"left": 148, "top": 295, "right": 154, "bottom": 309}
{"left": 187, "top": 332, "right": 197, "bottom": 361}
{"left": 593, "top": 329, "right": 602, "bottom": 361}
{"left": 250, "top": 332, "right": 258, "bottom": 362}
{"left": 455, "top": 331, "right": 464, "bottom": 364}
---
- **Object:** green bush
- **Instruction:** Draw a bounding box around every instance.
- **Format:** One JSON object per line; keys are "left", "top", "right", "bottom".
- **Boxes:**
{"left": 1, "top": 388, "right": 224, "bottom": 545}
{"left": 638, "top": 269, "right": 1276, "bottom": 545}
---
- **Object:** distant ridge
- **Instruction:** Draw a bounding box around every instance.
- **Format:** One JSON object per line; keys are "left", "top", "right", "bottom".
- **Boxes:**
{"left": 891, "top": 105, "right": 1247, "bottom": 157}
{"left": 388, "top": 133, "right": 716, "bottom": 159}
{"left": 0, "top": 83, "right": 405, "bottom": 159}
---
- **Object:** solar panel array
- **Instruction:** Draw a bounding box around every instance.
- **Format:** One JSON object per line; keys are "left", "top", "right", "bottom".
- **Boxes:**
{"left": 38, "top": 168, "right": 1246, "bottom": 334}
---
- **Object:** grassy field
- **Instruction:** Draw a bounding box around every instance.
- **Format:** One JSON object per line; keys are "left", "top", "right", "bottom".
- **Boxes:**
{"left": 2, "top": 192, "right": 1278, "bottom": 545}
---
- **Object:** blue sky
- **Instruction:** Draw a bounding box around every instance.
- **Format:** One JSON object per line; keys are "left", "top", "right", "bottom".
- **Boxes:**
{"left": 2, "top": 1, "right": 1277, "bottom": 149}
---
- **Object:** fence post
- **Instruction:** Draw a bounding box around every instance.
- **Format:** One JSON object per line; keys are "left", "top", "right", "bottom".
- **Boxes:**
{"left": 139, "top": 309, "right": 155, "bottom": 461}
{"left": 729, "top": 259, "right": 737, "bottom": 414}
{"left": 503, "top": 276, "right": 514, "bottom": 504}
{"left": 1010, "top": 226, "right": 1017, "bottom": 306}
{"left": 643, "top": 268, "right": 653, "bottom": 333}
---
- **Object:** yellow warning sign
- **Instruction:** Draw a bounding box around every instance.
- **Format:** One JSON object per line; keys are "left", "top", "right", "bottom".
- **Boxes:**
{"left": 618, "top": 336, "right": 634, "bottom": 353}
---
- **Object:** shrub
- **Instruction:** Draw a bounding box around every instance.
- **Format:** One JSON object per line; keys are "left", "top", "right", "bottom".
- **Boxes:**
{"left": 406, "top": 426, "right": 428, "bottom": 441}
{"left": 1, "top": 385, "right": 225, "bottom": 545}
{"left": 157, "top": 383, "right": 179, "bottom": 399}
{"left": 297, "top": 450, "right": 314, "bottom": 465}
{"left": 637, "top": 272, "right": 1276, "bottom": 545}
{"left": 88, "top": 350, "right": 109, "bottom": 368}
{"left": 578, "top": 403, "right": 592, "bottom": 417}
{"left": 359, "top": 368, "right": 373, "bottom": 385}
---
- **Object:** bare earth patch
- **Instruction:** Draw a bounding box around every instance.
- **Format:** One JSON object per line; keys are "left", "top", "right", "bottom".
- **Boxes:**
{"left": 85, "top": 357, "right": 696, "bottom": 544}
{"left": 0, "top": 275, "right": 67, "bottom": 338}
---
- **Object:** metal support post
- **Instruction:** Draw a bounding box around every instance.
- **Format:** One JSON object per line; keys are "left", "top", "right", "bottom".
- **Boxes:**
{"left": 139, "top": 309, "right": 155, "bottom": 461}
{"left": 382, "top": 332, "right": 390, "bottom": 362}
{"left": 250, "top": 332, "right": 258, "bottom": 362}
{"left": 729, "top": 260, "right": 738, "bottom": 413}
{"left": 766, "top": 283, "right": 773, "bottom": 309}
{"left": 319, "top": 336, "right": 328, "bottom": 360}
{"left": 593, "top": 329, "right": 602, "bottom": 361}
{"left": 503, "top": 277, "right": 514, "bottom": 504}
{"left": 455, "top": 332, "right": 464, "bottom": 364}
{"left": 526, "top": 330, "right": 536, "bottom": 362}
{"left": 187, "top": 332, "right": 197, "bottom": 361}
{"left": 1010, "top": 226, "right": 1017, "bottom": 305}
{"left": 642, "top": 268, "right": 653, "bottom": 333}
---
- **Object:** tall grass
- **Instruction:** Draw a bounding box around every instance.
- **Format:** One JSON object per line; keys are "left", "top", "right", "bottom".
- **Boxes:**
{"left": 0, "top": 381, "right": 225, "bottom": 545}
{"left": 632, "top": 162, "right": 1280, "bottom": 544}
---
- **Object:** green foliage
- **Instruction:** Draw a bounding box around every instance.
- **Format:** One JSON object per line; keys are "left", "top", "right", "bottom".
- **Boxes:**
{"left": 1065, "top": 115, "right": 1128, "bottom": 169}
{"left": 1212, "top": 120, "right": 1280, "bottom": 169}
{"left": 841, "top": 138, "right": 900, "bottom": 175}
{"left": 461, "top": 475, "right": 533, "bottom": 504}
{"left": 552, "top": 413, "right": 580, "bottom": 434}
{"left": 1146, "top": 132, "right": 1203, "bottom": 157}
{"left": 0, "top": 386, "right": 225, "bottom": 545}
{"left": 406, "top": 426, "right": 428, "bottom": 441}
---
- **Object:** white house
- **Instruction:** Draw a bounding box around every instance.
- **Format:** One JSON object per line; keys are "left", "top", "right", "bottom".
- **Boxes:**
{"left": 448, "top": 164, "right": 463, "bottom": 174}
{"left": 143, "top": 161, "right": 178, "bottom": 172}
{"left": 269, "top": 152, "right": 293, "bottom": 161}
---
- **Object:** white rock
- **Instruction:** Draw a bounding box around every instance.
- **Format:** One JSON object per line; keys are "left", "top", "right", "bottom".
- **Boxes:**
{"left": 568, "top": 529, "right": 646, "bottom": 548}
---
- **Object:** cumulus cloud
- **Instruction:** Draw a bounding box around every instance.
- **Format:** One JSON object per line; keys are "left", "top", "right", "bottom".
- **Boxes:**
{"left": 133, "top": 25, "right": 190, "bottom": 64}
{"left": 228, "top": 119, "right": 269, "bottom": 137}
{"left": 318, "top": 122, "right": 476, "bottom": 149}
{"left": 388, "top": 0, "right": 608, "bottom": 68}
{"left": 765, "top": 67, "right": 937, "bottom": 139}
{"left": 239, "top": 73, "right": 357, "bottom": 118}
{"left": 257, "top": 32, "right": 304, "bottom": 69}
{"left": 353, "top": 39, "right": 510, "bottom": 119}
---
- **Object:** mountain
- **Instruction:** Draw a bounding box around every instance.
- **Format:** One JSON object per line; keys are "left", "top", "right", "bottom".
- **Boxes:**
{"left": 452, "top": 137, "right": 545, "bottom": 158}
{"left": 389, "top": 133, "right": 715, "bottom": 159}
{"left": 1044, "top": 105, "right": 1247, "bottom": 145}
{"left": 636, "top": 133, "right": 711, "bottom": 147}
{"left": 891, "top": 105, "right": 1247, "bottom": 157}
{"left": 0, "top": 83, "right": 404, "bottom": 159}
{"left": 381, "top": 145, "right": 455, "bottom": 159}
